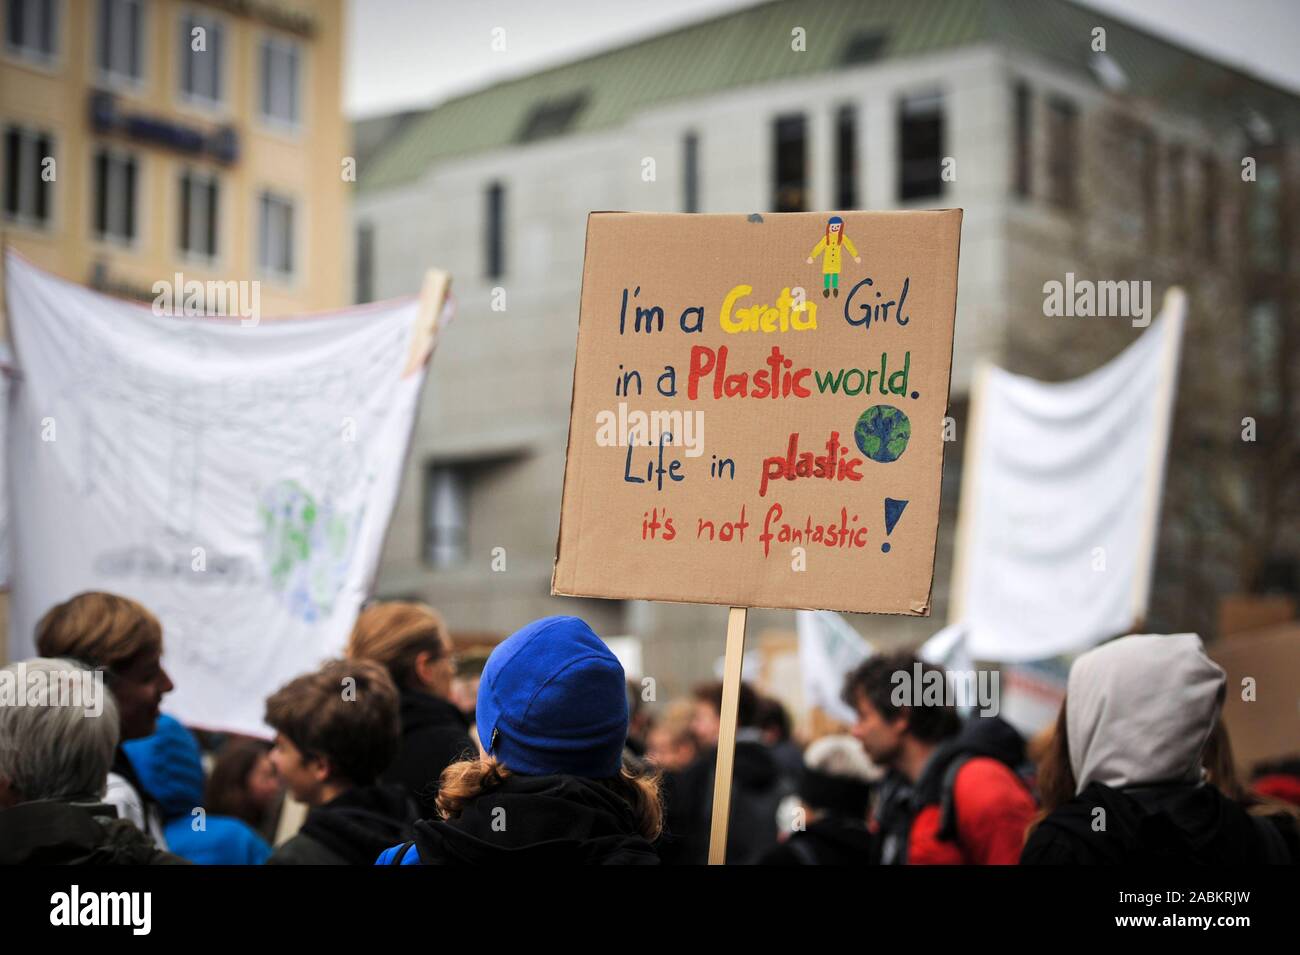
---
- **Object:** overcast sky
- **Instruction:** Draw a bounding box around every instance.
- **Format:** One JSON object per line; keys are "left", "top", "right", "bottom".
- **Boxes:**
{"left": 345, "top": 0, "right": 1300, "bottom": 119}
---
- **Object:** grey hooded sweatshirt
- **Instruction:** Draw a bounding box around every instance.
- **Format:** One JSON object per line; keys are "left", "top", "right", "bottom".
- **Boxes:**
{"left": 1067, "top": 632, "right": 1223, "bottom": 793}
{"left": 1022, "top": 633, "right": 1297, "bottom": 864}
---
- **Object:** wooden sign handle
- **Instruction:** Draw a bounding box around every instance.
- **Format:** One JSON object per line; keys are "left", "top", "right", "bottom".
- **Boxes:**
{"left": 707, "top": 606, "right": 749, "bottom": 865}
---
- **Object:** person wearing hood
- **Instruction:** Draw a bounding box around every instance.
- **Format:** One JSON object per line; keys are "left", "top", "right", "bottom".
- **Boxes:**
{"left": 1022, "top": 633, "right": 1298, "bottom": 864}
{"left": 844, "top": 653, "right": 1036, "bottom": 865}
{"left": 34, "top": 592, "right": 176, "bottom": 849}
{"left": 122, "top": 714, "right": 271, "bottom": 864}
{"left": 265, "top": 659, "right": 419, "bottom": 865}
{"left": 347, "top": 601, "right": 476, "bottom": 814}
{"left": 0, "top": 658, "right": 186, "bottom": 865}
{"left": 760, "top": 734, "right": 881, "bottom": 865}
{"left": 376, "top": 615, "right": 663, "bottom": 865}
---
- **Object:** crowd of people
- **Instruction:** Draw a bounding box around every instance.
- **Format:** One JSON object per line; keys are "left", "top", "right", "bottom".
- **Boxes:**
{"left": 1, "top": 591, "right": 1297, "bottom": 865}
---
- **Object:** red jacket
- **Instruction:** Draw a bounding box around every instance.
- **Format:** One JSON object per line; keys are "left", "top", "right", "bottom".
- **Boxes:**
{"left": 906, "top": 756, "right": 1036, "bottom": 865}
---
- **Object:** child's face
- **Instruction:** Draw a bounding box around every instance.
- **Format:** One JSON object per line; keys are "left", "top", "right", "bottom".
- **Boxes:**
{"left": 691, "top": 701, "right": 722, "bottom": 749}
{"left": 247, "top": 751, "right": 284, "bottom": 809}
{"left": 269, "top": 733, "right": 329, "bottom": 805}
{"left": 829, "top": 221, "right": 842, "bottom": 234}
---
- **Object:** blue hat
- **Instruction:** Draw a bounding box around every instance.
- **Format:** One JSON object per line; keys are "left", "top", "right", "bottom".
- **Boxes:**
{"left": 828, "top": 215, "right": 844, "bottom": 225}
{"left": 476, "top": 616, "right": 628, "bottom": 778}
{"left": 122, "top": 714, "right": 205, "bottom": 818}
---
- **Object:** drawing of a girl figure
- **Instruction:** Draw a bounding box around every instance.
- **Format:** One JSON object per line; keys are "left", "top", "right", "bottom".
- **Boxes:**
{"left": 806, "top": 215, "right": 861, "bottom": 298}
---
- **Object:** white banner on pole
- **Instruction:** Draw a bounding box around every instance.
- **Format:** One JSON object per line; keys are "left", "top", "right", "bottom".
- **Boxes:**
{"left": 796, "top": 609, "right": 873, "bottom": 724}
{"left": 949, "top": 290, "right": 1186, "bottom": 662}
{"left": 0, "top": 342, "right": 11, "bottom": 590}
{"left": 4, "top": 252, "right": 434, "bottom": 735}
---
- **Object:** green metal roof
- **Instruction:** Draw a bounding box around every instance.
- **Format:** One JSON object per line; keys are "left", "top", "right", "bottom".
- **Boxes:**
{"left": 358, "top": 0, "right": 1300, "bottom": 193}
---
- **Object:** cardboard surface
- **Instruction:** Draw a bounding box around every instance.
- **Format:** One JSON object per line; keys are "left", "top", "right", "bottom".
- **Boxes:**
{"left": 1217, "top": 594, "right": 1297, "bottom": 638}
{"left": 1211, "top": 624, "right": 1300, "bottom": 772}
{"left": 553, "top": 211, "right": 962, "bottom": 614}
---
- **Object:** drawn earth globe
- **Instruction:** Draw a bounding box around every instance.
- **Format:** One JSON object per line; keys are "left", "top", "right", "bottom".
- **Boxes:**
{"left": 854, "top": 404, "right": 911, "bottom": 463}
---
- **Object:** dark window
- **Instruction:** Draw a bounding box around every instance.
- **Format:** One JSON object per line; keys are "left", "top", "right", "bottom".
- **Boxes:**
{"left": 836, "top": 104, "right": 857, "bottom": 209}
{"left": 2, "top": 125, "right": 53, "bottom": 227}
{"left": 33, "top": 132, "right": 48, "bottom": 220}
{"left": 92, "top": 148, "right": 137, "bottom": 241}
{"left": 97, "top": 0, "right": 142, "bottom": 81}
{"left": 1250, "top": 158, "right": 1282, "bottom": 271}
{"left": 355, "top": 221, "right": 374, "bottom": 303}
{"left": 260, "top": 37, "right": 300, "bottom": 126}
{"left": 1013, "top": 81, "right": 1032, "bottom": 198}
{"left": 1201, "top": 155, "right": 1218, "bottom": 261}
{"left": 683, "top": 131, "right": 699, "bottom": 213}
{"left": 841, "top": 30, "right": 887, "bottom": 65}
{"left": 4, "top": 129, "right": 21, "bottom": 218}
{"left": 772, "top": 113, "right": 807, "bottom": 212}
{"left": 517, "top": 93, "right": 587, "bottom": 143}
{"left": 1139, "top": 130, "right": 1158, "bottom": 243}
{"left": 180, "top": 12, "right": 224, "bottom": 104}
{"left": 423, "top": 464, "right": 468, "bottom": 569}
{"left": 179, "top": 170, "right": 219, "bottom": 258}
{"left": 1168, "top": 145, "right": 1186, "bottom": 249}
{"left": 485, "top": 181, "right": 505, "bottom": 279}
{"left": 898, "top": 93, "right": 943, "bottom": 201}
{"left": 6, "top": 0, "right": 58, "bottom": 60}
{"left": 258, "top": 191, "right": 294, "bottom": 274}
{"left": 1248, "top": 301, "right": 1281, "bottom": 413}
{"left": 1045, "top": 97, "right": 1078, "bottom": 209}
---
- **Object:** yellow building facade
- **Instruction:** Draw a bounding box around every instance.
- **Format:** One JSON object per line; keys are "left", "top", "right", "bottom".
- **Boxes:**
{"left": 0, "top": 0, "right": 348, "bottom": 319}
{"left": 0, "top": 0, "right": 349, "bottom": 657}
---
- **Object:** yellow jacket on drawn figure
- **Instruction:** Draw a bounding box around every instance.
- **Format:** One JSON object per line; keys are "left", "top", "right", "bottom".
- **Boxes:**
{"left": 808, "top": 235, "right": 859, "bottom": 275}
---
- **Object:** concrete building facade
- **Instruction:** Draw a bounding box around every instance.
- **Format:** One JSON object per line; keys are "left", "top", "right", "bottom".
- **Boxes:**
{"left": 355, "top": 0, "right": 1298, "bottom": 697}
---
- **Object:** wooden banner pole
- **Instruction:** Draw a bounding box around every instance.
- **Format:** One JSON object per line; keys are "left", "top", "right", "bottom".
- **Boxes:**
{"left": 707, "top": 606, "right": 749, "bottom": 865}
{"left": 403, "top": 268, "right": 451, "bottom": 377}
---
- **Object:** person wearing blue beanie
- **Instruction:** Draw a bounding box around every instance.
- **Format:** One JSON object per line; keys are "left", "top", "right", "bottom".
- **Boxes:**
{"left": 376, "top": 616, "right": 663, "bottom": 865}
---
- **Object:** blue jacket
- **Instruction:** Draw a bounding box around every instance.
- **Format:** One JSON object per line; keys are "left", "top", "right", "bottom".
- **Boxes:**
{"left": 376, "top": 842, "right": 421, "bottom": 865}
{"left": 123, "top": 714, "right": 271, "bottom": 865}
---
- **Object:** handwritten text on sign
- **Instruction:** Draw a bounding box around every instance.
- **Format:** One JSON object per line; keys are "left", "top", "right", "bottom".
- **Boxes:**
{"left": 554, "top": 211, "right": 962, "bottom": 615}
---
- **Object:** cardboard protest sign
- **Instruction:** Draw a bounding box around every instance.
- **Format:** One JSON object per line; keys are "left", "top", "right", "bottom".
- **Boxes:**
{"left": 554, "top": 211, "right": 962, "bottom": 615}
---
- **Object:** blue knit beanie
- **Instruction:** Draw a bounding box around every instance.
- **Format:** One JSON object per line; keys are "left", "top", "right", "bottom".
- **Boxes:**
{"left": 476, "top": 616, "right": 628, "bottom": 778}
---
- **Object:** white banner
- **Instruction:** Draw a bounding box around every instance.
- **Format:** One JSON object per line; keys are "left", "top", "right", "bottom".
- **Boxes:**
{"left": 4, "top": 252, "right": 431, "bottom": 735}
{"left": 796, "top": 609, "right": 873, "bottom": 724}
{"left": 950, "top": 290, "right": 1186, "bottom": 662}
{"left": 0, "top": 342, "right": 11, "bottom": 590}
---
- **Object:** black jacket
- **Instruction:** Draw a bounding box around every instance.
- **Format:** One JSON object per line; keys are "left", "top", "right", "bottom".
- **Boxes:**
{"left": 384, "top": 690, "right": 476, "bottom": 813}
{"left": 759, "top": 816, "right": 875, "bottom": 865}
{"left": 1021, "top": 781, "right": 1299, "bottom": 865}
{"left": 268, "top": 784, "right": 419, "bottom": 865}
{"left": 0, "top": 800, "right": 188, "bottom": 865}
{"left": 409, "top": 774, "right": 659, "bottom": 865}
{"left": 671, "top": 739, "right": 794, "bottom": 865}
